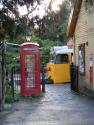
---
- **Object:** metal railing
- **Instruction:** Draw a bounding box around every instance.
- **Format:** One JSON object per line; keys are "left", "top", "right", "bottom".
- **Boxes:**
{"left": 10, "top": 67, "right": 21, "bottom": 100}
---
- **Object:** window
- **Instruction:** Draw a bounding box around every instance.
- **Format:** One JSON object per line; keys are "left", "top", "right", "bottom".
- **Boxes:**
{"left": 55, "top": 54, "right": 69, "bottom": 64}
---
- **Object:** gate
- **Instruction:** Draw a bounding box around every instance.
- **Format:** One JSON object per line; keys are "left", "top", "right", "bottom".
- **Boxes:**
{"left": 5, "top": 42, "right": 21, "bottom": 102}
{"left": 10, "top": 66, "right": 21, "bottom": 100}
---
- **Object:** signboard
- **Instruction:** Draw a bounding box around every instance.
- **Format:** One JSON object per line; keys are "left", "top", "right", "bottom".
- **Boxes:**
{"left": 67, "top": 38, "right": 74, "bottom": 49}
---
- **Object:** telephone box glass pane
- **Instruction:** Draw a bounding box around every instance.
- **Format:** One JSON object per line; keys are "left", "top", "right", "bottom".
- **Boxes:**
{"left": 25, "top": 55, "right": 35, "bottom": 88}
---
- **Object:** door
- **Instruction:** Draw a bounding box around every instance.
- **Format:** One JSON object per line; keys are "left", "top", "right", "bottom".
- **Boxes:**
{"left": 25, "top": 54, "right": 36, "bottom": 88}
{"left": 23, "top": 51, "right": 40, "bottom": 96}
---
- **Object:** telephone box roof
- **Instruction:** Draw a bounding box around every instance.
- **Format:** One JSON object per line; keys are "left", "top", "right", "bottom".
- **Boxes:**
{"left": 20, "top": 42, "right": 39, "bottom": 47}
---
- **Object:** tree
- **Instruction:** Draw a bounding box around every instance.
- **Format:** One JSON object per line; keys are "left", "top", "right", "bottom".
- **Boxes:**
{"left": 0, "top": 0, "right": 42, "bottom": 41}
{"left": 35, "top": 0, "right": 71, "bottom": 45}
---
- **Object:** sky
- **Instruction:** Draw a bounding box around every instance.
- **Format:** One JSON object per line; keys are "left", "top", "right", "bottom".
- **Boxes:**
{"left": 18, "top": 0, "right": 65, "bottom": 18}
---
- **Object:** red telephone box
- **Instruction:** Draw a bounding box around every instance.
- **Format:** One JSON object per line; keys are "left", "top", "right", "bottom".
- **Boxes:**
{"left": 20, "top": 42, "right": 41, "bottom": 96}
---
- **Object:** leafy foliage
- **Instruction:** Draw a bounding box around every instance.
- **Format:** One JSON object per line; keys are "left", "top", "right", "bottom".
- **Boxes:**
{"left": 35, "top": 1, "right": 71, "bottom": 45}
{"left": 0, "top": 0, "right": 42, "bottom": 41}
{"left": 32, "top": 36, "right": 56, "bottom": 65}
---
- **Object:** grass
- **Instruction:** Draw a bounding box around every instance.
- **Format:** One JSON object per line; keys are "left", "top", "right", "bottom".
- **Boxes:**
{"left": 5, "top": 83, "right": 44, "bottom": 103}
{"left": 5, "top": 94, "right": 14, "bottom": 103}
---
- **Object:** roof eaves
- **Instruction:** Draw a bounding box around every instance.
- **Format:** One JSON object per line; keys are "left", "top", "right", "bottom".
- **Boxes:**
{"left": 67, "top": 0, "right": 82, "bottom": 37}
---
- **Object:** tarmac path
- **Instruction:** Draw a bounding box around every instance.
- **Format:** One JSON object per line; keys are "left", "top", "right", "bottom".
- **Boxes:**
{"left": 0, "top": 84, "right": 94, "bottom": 125}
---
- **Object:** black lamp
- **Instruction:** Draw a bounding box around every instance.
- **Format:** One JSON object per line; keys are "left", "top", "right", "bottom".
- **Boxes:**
{"left": 26, "top": 28, "right": 32, "bottom": 41}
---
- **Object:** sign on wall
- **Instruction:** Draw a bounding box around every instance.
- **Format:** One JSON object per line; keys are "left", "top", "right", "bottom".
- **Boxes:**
{"left": 78, "top": 44, "right": 85, "bottom": 75}
{"left": 67, "top": 38, "right": 74, "bottom": 49}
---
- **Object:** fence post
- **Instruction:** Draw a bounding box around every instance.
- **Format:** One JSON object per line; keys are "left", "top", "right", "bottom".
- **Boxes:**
{"left": 1, "top": 42, "right": 6, "bottom": 111}
{"left": 11, "top": 67, "right": 14, "bottom": 100}
{"left": 41, "top": 66, "right": 45, "bottom": 93}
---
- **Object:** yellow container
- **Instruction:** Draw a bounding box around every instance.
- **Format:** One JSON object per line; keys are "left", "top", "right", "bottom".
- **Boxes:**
{"left": 46, "top": 63, "right": 71, "bottom": 84}
{"left": 46, "top": 46, "right": 73, "bottom": 84}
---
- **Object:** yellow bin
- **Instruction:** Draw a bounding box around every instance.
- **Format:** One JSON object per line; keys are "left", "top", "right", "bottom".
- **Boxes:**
{"left": 46, "top": 46, "right": 73, "bottom": 84}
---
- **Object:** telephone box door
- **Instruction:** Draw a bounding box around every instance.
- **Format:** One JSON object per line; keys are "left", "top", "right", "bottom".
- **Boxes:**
{"left": 20, "top": 43, "right": 41, "bottom": 96}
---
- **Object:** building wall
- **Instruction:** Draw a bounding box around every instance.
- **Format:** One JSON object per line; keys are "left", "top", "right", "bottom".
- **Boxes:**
{"left": 74, "top": 0, "right": 94, "bottom": 94}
